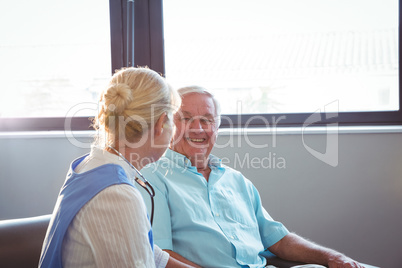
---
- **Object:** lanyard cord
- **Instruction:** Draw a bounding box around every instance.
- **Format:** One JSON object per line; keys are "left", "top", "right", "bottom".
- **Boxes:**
{"left": 107, "top": 146, "right": 155, "bottom": 226}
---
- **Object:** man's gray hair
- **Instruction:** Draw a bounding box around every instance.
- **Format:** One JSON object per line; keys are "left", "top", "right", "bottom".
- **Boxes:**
{"left": 177, "top": 86, "right": 222, "bottom": 126}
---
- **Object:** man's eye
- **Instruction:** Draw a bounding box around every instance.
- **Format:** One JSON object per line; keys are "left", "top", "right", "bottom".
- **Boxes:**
{"left": 181, "top": 117, "right": 190, "bottom": 121}
{"left": 201, "top": 118, "right": 214, "bottom": 124}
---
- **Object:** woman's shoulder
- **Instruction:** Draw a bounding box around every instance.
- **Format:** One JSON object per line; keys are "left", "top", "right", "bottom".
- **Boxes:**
{"left": 95, "top": 184, "right": 145, "bottom": 205}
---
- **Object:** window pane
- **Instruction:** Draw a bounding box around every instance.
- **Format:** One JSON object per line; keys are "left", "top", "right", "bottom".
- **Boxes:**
{"left": 163, "top": 0, "right": 399, "bottom": 114}
{"left": 0, "top": 0, "right": 111, "bottom": 117}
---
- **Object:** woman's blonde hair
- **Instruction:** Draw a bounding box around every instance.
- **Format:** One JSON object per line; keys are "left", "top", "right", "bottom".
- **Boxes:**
{"left": 94, "top": 67, "right": 180, "bottom": 147}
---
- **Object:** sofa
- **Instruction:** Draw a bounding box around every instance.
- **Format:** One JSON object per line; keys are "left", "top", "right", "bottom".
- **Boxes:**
{"left": 0, "top": 215, "right": 377, "bottom": 268}
{"left": 0, "top": 215, "right": 51, "bottom": 268}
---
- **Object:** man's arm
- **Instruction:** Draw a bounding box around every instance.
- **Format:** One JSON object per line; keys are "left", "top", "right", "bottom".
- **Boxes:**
{"left": 165, "top": 250, "right": 202, "bottom": 268}
{"left": 268, "top": 233, "right": 365, "bottom": 268}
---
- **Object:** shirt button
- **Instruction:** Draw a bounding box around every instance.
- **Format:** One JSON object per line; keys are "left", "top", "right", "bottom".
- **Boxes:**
{"left": 215, "top": 213, "right": 220, "bottom": 217}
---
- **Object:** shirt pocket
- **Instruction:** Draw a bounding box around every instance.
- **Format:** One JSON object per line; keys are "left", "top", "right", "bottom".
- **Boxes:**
{"left": 215, "top": 189, "right": 255, "bottom": 226}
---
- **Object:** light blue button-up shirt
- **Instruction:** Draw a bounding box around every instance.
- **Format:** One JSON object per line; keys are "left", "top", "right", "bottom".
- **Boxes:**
{"left": 139, "top": 149, "right": 289, "bottom": 268}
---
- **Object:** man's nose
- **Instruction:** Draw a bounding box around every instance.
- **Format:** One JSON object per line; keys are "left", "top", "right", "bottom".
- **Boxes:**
{"left": 188, "top": 118, "right": 203, "bottom": 132}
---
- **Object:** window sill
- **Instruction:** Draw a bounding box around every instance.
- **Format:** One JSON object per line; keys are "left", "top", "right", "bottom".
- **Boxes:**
{"left": 1, "top": 126, "right": 402, "bottom": 140}
{"left": 218, "top": 125, "right": 402, "bottom": 136}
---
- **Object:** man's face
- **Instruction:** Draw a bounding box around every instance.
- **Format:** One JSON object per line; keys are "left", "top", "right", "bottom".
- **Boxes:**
{"left": 171, "top": 93, "right": 219, "bottom": 166}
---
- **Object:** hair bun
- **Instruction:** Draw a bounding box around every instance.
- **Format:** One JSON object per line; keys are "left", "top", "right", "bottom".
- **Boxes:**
{"left": 104, "top": 83, "right": 133, "bottom": 114}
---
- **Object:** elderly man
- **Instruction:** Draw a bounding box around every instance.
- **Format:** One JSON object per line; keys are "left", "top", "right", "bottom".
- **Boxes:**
{"left": 139, "top": 86, "right": 364, "bottom": 268}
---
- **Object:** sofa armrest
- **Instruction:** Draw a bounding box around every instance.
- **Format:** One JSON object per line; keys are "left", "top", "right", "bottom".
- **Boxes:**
{"left": 265, "top": 255, "right": 380, "bottom": 268}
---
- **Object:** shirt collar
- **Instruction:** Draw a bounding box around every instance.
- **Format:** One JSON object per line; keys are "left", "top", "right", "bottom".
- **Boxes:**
{"left": 90, "top": 145, "right": 137, "bottom": 181}
{"left": 165, "top": 148, "right": 222, "bottom": 169}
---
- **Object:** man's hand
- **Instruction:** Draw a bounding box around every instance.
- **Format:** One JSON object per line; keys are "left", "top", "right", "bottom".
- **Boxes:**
{"left": 327, "top": 253, "right": 365, "bottom": 268}
{"left": 268, "top": 233, "right": 365, "bottom": 268}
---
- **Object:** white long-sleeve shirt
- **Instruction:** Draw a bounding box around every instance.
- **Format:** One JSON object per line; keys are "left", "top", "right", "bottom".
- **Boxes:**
{"left": 61, "top": 146, "right": 169, "bottom": 268}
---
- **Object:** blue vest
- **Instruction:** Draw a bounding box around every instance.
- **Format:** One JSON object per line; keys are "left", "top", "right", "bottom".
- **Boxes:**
{"left": 39, "top": 155, "right": 153, "bottom": 267}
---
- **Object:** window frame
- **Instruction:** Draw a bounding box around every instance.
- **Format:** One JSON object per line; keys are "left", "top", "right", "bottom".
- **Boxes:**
{"left": 0, "top": 0, "right": 400, "bottom": 131}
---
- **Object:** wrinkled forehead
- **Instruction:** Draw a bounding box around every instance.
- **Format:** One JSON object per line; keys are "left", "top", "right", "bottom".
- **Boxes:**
{"left": 180, "top": 93, "right": 217, "bottom": 117}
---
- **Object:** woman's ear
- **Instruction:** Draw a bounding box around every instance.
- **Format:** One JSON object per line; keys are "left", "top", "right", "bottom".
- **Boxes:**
{"left": 154, "top": 113, "right": 168, "bottom": 137}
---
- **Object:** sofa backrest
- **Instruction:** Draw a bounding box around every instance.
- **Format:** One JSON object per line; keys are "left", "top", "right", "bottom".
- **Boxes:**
{"left": 0, "top": 215, "right": 51, "bottom": 268}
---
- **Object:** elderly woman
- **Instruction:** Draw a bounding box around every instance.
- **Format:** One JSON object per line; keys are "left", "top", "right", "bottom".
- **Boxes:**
{"left": 39, "top": 67, "right": 198, "bottom": 268}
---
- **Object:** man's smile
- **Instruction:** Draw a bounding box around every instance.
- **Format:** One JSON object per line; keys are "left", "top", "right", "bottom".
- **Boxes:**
{"left": 186, "top": 137, "right": 206, "bottom": 143}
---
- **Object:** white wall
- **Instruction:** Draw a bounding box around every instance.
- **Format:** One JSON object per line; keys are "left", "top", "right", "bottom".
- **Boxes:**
{"left": 1, "top": 129, "right": 401, "bottom": 267}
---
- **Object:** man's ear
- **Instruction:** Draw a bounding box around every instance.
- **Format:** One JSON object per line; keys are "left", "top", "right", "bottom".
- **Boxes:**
{"left": 154, "top": 113, "right": 168, "bottom": 137}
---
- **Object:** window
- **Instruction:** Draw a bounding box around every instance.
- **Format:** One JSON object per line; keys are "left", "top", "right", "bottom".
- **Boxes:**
{"left": 1, "top": 0, "right": 401, "bottom": 131}
{"left": 163, "top": 0, "right": 401, "bottom": 127}
{"left": 0, "top": 0, "right": 111, "bottom": 130}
